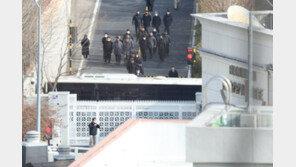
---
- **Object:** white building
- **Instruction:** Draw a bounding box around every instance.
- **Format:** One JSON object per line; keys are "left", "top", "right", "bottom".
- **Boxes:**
{"left": 184, "top": 10, "right": 273, "bottom": 167}
{"left": 191, "top": 11, "right": 273, "bottom": 107}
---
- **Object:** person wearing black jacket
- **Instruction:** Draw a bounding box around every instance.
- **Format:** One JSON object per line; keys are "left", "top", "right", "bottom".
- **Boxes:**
{"left": 137, "top": 27, "right": 148, "bottom": 42}
{"left": 147, "top": 32, "right": 157, "bottom": 59}
{"left": 146, "top": 0, "right": 155, "bottom": 12}
{"left": 81, "top": 34, "right": 90, "bottom": 59}
{"left": 136, "top": 62, "right": 144, "bottom": 75}
{"left": 104, "top": 37, "right": 113, "bottom": 63}
{"left": 132, "top": 10, "right": 142, "bottom": 34}
{"left": 152, "top": 28, "right": 160, "bottom": 54}
{"left": 158, "top": 35, "right": 166, "bottom": 61}
{"left": 134, "top": 53, "right": 141, "bottom": 64}
{"left": 88, "top": 118, "right": 100, "bottom": 147}
{"left": 102, "top": 33, "right": 108, "bottom": 62}
{"left": 142, "top": 11, "right": 152, "bottom": 31}
{"left": 126, "top": 58, "right": 137, "bottom": 74}
{"left": 168, "top": 66, "right": 179, "bottom": 77}
{"left": 163, "top": 10, "right": 173, "bottom": 34}
{"left": 163, "top": 31, "right": 171, "bottom": 57}
{"left": 122, "top": 38, "right": 133, "bottom": 63}
{"left": 152, "top": 11, "right": 161, "bottom": 33}
{"left": 139, "top": 36, "right": 148, "bottom": 61}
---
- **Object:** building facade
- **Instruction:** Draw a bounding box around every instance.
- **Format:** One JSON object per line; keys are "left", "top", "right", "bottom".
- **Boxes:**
{"left": 192, "top": 11, "right": 273, "bottom": 107}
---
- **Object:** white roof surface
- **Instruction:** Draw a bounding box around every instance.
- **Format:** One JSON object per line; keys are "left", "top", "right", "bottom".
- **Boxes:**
{"left": 58, "top": 73, "right": 202, "bottom": 86}
{"left": 69, "top": 119, "right": 192, "bottom": 167}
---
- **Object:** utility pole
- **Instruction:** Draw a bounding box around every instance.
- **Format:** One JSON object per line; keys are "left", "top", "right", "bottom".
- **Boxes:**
{"left": 32, "top": 0, "right": 42, "bottom": 134}
{"left": 186, "top": 47, "right": 194, "bottom": 78}
{"left": 248, "top": 11, "right": 253, "bottom": 114}
{"left": 69, "top": 20, "right": 73, "bottom": 74}
{"left": 187, "top": 65, "right": 192, "bottom": 78}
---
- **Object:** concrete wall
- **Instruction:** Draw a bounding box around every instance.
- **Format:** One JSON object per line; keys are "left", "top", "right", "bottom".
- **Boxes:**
{"left": 48, "top": 91, "right": 70, "bottom": 146}
{"left": 186, "top": 126, "right": 273, "bottom": 166}
{"left": 199, "top": 17, "right": 273, "bottom": 65}
{"left": 201, "top": 52, "right": 272, "bottom": 106}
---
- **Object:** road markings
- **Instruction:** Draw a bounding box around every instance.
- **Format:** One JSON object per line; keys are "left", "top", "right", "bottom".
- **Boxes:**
{"left": 76, "top": 0, "right": 101, "bottom": 77}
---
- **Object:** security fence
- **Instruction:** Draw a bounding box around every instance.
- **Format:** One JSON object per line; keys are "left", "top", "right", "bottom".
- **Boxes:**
{"left": 68, "top": 98, "right": 200, "bottom": 146}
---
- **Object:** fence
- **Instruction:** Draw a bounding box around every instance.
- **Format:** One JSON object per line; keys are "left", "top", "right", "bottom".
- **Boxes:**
{"left": 68, "top": 95, "right": 200, "bottom": 146}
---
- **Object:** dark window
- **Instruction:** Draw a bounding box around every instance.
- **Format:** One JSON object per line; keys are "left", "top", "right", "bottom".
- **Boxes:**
{"left": 55, "top": 83, "right": 201, "bottom": 100}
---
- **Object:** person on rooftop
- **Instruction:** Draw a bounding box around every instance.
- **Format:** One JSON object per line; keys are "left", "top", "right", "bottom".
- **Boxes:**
{"left": 88, "top": 118, "right": 100, "bottom": 147}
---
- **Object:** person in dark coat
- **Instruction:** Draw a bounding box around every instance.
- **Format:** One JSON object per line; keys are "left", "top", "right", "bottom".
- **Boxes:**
{"left": 163, "top": 10, "right": 173, "bottom": 34}
{"left": 122, "top": 38, "right": 133, "bottom": 64}
{"left": 163, "top": 31, "right": 171, "bottom": 57}
{"left": 88, "top": 118, "right": 100, "bottom": 146}
{"left": 126, "top": 58, "right": 137, "bottom": 74}
{"left": 158, "top": 35, "right": 166, "bottom": 61}
{"left": 134, "top": 53, "right": 141, "bottom": 64}
{"left": 168, "top": 66, "right": 179, "bottom": 77}
{"left": 102, "top": 33, "right": 108, "bottom": 62}
{"left": 113, "top": 36, "right": 123, "bottom": 64}
{"left": 136, "top": 62, "right": 144, "bottom": 75}
{"left": 152, "top": 11, "right": 161, "bottom": 33}
{"left": 132, "top": 10, "right": 142, "bottom": 34}
{"left": 142, "top": 11, "right": 152, "bottom": 31}
{"left": 123, "top": 29, "right": 134, "bottom": 41}
{"left": 147, "top": 32, "right": 157, "bottom": 59}
{"left": 104, "top": 37, "right": 113, "bottom": 63}
{"left": 139, "top": 36, "right": 148, "bottom": 61}
{"left": 137, "top": 27, "right": 148, "bottom": 42}
{"left": 146, "top": 0, "right": 155, "bottom": 12}
{"left": 81, "top": 34, "right": 90, "bottom": 59}
{"left": 152, "top": 28, "right": 160, "bottom": 54}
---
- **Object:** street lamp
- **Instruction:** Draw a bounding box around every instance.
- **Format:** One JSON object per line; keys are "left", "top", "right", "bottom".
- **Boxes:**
{"left": 32, "top": 0, "right": 42, "bottom": 134}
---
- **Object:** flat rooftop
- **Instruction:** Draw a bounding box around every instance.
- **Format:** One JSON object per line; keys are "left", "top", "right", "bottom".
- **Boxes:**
{"left": 57, "top": 73, "right": 202, "bottom": 86}
{"left": 191, "top": 10, "right": 273, "bottom": 36}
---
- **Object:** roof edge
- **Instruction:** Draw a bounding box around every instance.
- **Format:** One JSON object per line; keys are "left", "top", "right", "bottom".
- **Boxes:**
{"left": 191, "top": 12, "right": 273, "bottom": 36}
{"left": 69, "top": 119, "right": 189, "bottom": 167}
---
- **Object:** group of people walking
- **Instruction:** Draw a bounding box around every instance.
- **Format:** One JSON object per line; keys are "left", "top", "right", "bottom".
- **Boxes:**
{"left": 132, "top": 9, "right": 173, "bottom": 62}
{"left": 80, "top": 1, "right": 176, "bottom": 76}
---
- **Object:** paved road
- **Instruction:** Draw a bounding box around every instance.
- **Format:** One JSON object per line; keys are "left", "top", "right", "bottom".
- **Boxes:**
{"left": 71, "top": 0, "right": 195, "bottom": 76}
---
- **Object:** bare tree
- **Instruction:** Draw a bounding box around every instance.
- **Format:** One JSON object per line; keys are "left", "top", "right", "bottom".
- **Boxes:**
{"left": 26, "top": 0, "right": 89, "bottom": 92}
{"left": 22, "top": 0, "right": 65, "bottom": 97}
{"left": 22, "top": 96, "right": 63, "bottom": 140}
{"left": 23, "top": 0, "right": 99, "bottom": 93}
{"left": 22, "top": 0, "right": 38, "bottom": 99}
{"left": 22, "top": 0, "right": 58, "bottom": 78}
